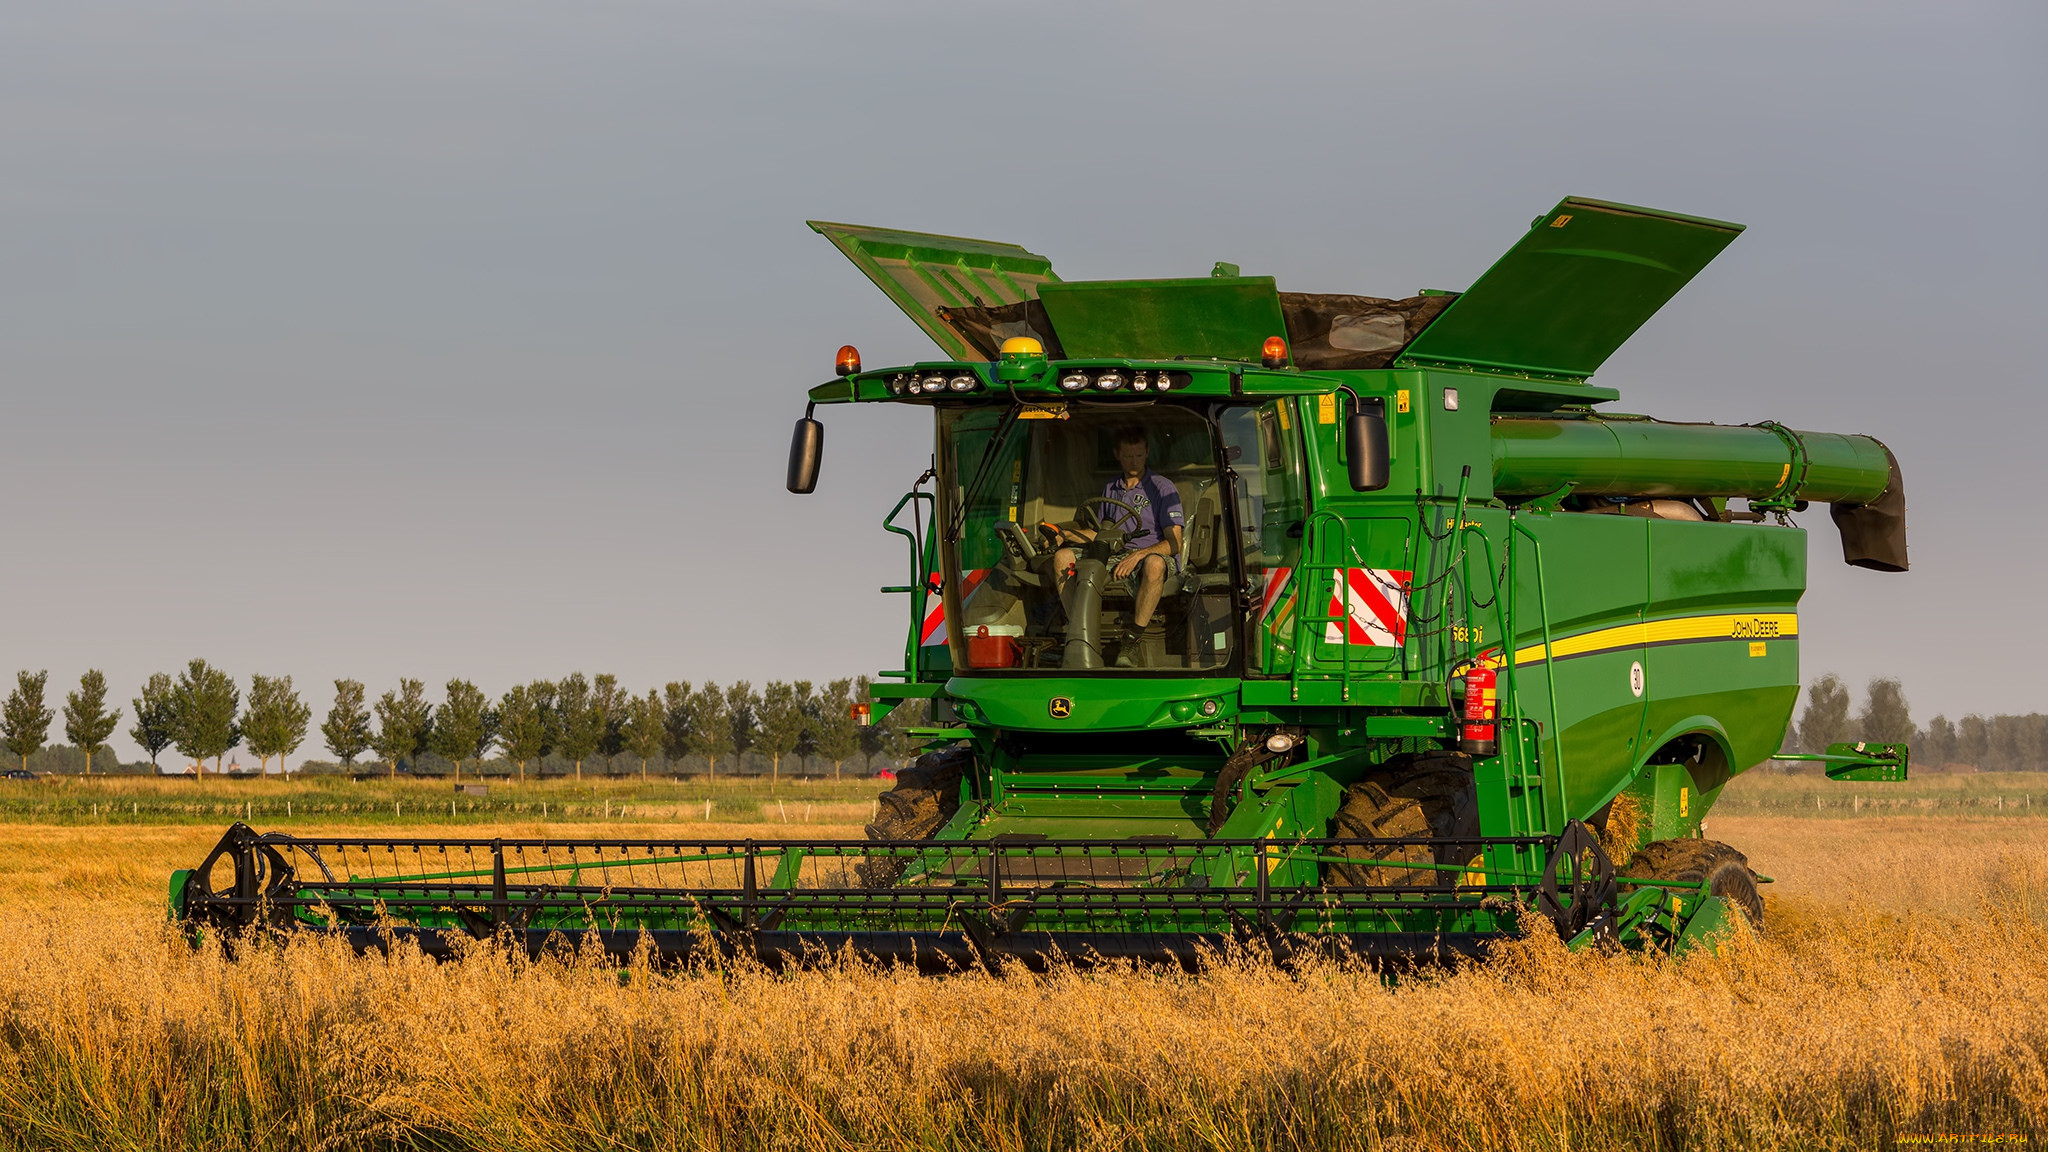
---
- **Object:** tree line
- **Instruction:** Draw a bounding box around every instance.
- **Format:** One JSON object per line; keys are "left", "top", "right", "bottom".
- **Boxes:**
{"left": 0, "top": 663, "right": 926, "bottom": 778}
{"left": 1785, "top": 673, "right": 2047, "bottom": 772}
{"left": 21, "top": 663, "right": 2034, "bottom": 777}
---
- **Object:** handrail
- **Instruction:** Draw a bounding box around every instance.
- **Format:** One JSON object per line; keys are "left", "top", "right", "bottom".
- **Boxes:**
{"left": 1293, "top": 509, "right": 1372, "bottom": 700}
{"left": 1510, "top": 516, "right": 1565, "bottom": 831}
{"left": 1504, "top": 509, "right": 1531, "bottom": 843}
{"left": 882, "top": 489, "right": 936, "bottom": 681}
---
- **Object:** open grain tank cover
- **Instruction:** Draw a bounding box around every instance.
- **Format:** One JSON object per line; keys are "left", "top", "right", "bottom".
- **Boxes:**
{"left": 1831, "top": 445, "right": 1908, "bottom": 572}
{"left": 1397, "top": 197, "right": 1744, "bottom": 379}
{"left": 1277, "top": 293, "right": 1459, "bottom": 370}
{"left": 807, "top": 219, "right": 1433, "bottom": 365}
{"left": 807, "top": 221, "right": 1061, "bottom": 361}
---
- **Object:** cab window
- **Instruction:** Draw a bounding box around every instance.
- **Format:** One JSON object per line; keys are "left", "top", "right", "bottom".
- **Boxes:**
{"left": 939, "top": 404, "right": 1233, "bottom": 672}
{"left": 1219, "top": 400, "right": 1307, "bottom": 674}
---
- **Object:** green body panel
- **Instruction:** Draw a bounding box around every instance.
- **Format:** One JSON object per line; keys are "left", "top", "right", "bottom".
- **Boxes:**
{"left": 1397, "top": 197, "right": 1743, "bottom": 378}
{"left": 1642, "top": 518, "right": 1805, "bottom": 781}
{"left": 1036, "top": 277, "right": 1288, "bottom": 362}
{"left": 947, "top": 676, "right": 1239, "bottom": 732}
{"left": 1506, "top": 511, "right": 1806, "bottom": 834}
{"left": 971, "top": 795, "right": 1210, "bottom": 840}
{"left": 1502, "top": 509, "right": 1651, "bottom": 824}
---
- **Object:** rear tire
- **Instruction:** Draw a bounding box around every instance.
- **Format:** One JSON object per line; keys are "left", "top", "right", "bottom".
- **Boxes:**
{"left": 1625, "top": 838, "right": 1764, "bottom": 931}
{"left": 1328, "top": 752, "right": 1479, "bottom": 889}
{"left": 857, "top": 745, "right": 971, "bottom": 888}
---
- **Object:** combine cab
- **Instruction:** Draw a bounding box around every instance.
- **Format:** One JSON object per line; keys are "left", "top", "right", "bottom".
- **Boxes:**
{"left": 176, "top": 198, "right": 1911, "bottom": 967}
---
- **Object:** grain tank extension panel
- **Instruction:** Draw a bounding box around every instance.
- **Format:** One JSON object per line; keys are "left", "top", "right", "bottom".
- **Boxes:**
{"left": 807, "top": 221, "right": 1061, "bottom": 362}
{"left": 1399, "top": 197, "right": 1743, "bottom": 378}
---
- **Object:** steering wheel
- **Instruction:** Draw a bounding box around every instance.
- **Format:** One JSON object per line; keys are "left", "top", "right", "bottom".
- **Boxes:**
{"left": 1075, "top": 493, "right": 1146, "bottom": 538}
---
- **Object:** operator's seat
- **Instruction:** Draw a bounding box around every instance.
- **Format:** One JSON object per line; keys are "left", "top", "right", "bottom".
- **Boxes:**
{"left": 1157, "top": 429, "right": 1230, "bottom": 593}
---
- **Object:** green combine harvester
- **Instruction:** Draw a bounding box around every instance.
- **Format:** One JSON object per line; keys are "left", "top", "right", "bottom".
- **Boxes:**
{"left": 176, "top": 197, "right": 1911, "bottom": 968}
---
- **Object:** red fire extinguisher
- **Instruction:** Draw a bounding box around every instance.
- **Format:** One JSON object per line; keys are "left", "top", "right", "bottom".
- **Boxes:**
{"left": 1461, "top": 665, "right": 1498, "bottom": 758}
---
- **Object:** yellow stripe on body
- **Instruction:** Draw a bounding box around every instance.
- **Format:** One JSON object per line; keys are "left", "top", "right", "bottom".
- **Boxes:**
{"left": 1507, "top": 612, "right": 1798, "bottom": 666}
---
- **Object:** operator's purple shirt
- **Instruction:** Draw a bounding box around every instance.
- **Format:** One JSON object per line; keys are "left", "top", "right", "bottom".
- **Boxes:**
{"left": 1100, "top": 469, "right": 1184, "bottom": 552}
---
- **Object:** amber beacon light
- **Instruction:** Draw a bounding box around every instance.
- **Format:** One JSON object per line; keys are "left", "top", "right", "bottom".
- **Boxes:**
{"left": 835, "top": 345, "right": 862, "bottom": 377}
{"left": 1261, "top": 336, "right": 1288, "bottom": 369}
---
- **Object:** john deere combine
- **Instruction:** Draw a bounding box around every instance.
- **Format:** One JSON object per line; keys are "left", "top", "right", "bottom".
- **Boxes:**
{"left": 176, "top": 197, "right": 1910, "bottom": 968}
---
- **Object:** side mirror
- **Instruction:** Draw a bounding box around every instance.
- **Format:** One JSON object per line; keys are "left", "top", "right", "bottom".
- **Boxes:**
{"left": 786, "top": 410, "right": 823, "bottom": 494}
{"left": 1346, "top": 400, "right": 1390, "bottom": 491}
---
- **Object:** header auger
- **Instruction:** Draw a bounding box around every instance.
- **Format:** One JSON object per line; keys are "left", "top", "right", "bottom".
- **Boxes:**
{"left": 176, "top": 196, "right": 1910, "bottom": 967}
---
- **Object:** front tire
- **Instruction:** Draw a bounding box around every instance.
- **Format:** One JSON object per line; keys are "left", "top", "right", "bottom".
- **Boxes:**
{"left": 857, "top": 745, "right": 971, "bottom": 888}
{"left": 1328, "top": 752, "right": 1480, "bottom": 889}
{"left": 1625, "top": 838, "right": 1764, "bottom": 931}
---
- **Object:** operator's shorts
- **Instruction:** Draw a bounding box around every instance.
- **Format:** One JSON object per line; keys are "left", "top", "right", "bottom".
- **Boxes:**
{"left": 1111, "top": 550, "right": 1181, "bottom": 582}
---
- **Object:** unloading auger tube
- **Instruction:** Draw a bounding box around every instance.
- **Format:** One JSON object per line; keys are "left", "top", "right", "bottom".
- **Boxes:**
{"left": 175, "top": 194, "right": 1915, "bottom": 968}
{"left": 1491, "top": 416, "right": 1907, "bottom": 570}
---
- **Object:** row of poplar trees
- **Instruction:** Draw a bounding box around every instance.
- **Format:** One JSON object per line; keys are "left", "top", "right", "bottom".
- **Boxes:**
{"left": 313, "top": 673, "right": 882, "bottom": 780}
{"left": 0, "top": 663, "right": 897, "bottom": 778}
{"left": 1, "top": 662, "right": 335, "bottom": 775}
{"left": 0, "top": 670, "right": 127, "bottom": 773}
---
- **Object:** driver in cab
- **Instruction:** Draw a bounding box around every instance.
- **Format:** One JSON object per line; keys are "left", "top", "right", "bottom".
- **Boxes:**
{"left": 1045, "top": 424, "right": 1184, "bottom": 634}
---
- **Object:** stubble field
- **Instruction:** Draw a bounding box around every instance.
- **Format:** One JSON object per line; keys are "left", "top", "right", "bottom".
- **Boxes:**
{"left": 0, "top": 772, "right": 2039, "bottom": 1151}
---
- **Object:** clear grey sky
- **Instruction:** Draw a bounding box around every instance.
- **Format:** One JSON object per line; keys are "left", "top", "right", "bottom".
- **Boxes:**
{"left": 2, "top": 2, "right": 2042, "bottom": 765}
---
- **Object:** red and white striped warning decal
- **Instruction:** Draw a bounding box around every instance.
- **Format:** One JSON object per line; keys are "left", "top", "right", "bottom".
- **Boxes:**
{"left": 919, "top": 569, "right": 990, "bottom": 647}
{"left": 1325, "top": 567, "right": 1412, "bottom": 647}
{"left": 1258, "top": 566, "right": 1294, "bottom": 626}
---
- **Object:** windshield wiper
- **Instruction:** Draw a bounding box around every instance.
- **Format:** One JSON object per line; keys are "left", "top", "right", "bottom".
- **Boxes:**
{"left": 946, "top": 405, "right": 1023, "bottom": 543}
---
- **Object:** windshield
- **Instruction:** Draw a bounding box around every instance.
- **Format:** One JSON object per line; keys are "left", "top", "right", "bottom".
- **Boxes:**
{"left": 938, "top": 402, "right": 1237, "bottom": 673}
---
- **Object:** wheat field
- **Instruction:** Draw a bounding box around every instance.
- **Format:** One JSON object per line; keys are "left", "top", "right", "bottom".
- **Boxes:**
{"left": 0, "top": 775, "right": 2040, "bottom": 1151}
